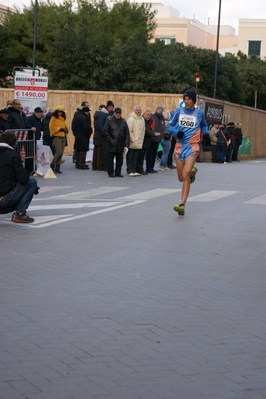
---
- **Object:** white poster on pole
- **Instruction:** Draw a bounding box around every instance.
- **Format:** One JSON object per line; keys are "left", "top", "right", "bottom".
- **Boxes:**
{"left": 14, "top": 74, "right": 48, "bottom": 116}
{"left": 36, "top": 144, "right": 51, "bottom": 176}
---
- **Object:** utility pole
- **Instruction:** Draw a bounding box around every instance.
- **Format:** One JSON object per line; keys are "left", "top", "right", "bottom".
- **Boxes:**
{"left": 213, "top": 0, "right": 222, "bottom": 98}
{"left": 32, "top": 0, "right": 38, "bottom": 76}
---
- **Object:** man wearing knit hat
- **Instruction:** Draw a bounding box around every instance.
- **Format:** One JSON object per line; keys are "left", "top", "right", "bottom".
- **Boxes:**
{"left": 167, "top": 89, "right": 209, "bottom": 216}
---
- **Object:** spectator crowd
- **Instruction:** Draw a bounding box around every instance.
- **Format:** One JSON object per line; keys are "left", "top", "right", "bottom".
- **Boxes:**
{"left": 0, "top": 94, "right": 244, "bottom": 223}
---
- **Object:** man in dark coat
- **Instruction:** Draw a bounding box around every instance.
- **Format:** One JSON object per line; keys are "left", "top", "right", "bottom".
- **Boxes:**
{"left": 232, "top": 122, "right": 243, "bottom": 161}
{"left": 7, "top": 100, "right": 26, "bottom": 129}
{"left": 0, "top": 109, "right": 11, "bottom": 132}
{"left": 25, "top": 107, "right": 43, "bottom": 140}
{"left": 24, "top": 107, "right": 43, "bottom": 175}
{"left": 92, "top": 105, "right": 109, "bottom": 171}
{"left": 74, "top": 107, "right": 92, "bottom": 170}
{"left": 98, "top": 100, "right": 115, "bottom": 172}
{"left": 71, "top": 101, "right": 89, "bottom": 163}
{"left": 225, "top": 122, "right": 236, "bottom": 163}
{"left": 0, "top": 132, "right": 38, "bottom": 223}
{"left": 103, "top": 107, "right": 130, "bottom": 177}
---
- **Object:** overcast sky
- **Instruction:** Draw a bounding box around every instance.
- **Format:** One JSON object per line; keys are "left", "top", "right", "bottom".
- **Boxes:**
{"left": 1, "top": 0, "right": 265, "bottom": 31}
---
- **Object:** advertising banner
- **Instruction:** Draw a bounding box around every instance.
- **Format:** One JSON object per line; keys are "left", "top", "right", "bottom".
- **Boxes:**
{"left": 205, "top": 102, "right": 224, "bottom": 127}
{"left": 14, "top": 74, "right": 48, "bottom": 116}
{"left": 36, "top": 144, "right": 51, "bottom": 176}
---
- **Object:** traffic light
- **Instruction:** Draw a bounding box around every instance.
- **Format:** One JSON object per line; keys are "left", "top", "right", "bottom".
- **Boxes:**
{"left": 195, "top": 72, "right": 200, "bottom": 82}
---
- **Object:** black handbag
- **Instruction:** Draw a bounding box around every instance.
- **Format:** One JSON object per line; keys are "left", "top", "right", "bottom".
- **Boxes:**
{"left": 164, "top": 132, "right": 171, "bottom": 140}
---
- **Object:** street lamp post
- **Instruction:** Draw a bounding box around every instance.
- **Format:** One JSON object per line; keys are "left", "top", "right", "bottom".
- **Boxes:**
{"left": 213, "top": 0, "right": 222, "bottom": 99}
{"left": 195, "top": 72, "right": 200, "bottom": 104}
{"left": 32, "top": 0, "right": 38, "bottom": 76}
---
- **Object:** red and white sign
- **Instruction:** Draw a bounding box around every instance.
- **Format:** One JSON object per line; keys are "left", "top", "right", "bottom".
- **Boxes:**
{"left": 14, "top": 74, "right": 48, "bottom": 115}
{"left": 14, "top": 75, "right": 48, "bottom": 100}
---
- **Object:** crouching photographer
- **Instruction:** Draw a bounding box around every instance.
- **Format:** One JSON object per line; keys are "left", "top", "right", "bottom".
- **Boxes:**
{"left": 0, "top": 132, "right": 39, "bottom": 224}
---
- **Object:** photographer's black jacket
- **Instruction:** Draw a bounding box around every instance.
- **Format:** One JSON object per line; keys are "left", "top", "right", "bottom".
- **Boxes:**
{"left": 0, "top": 144, "right": 29, "bottom": 196}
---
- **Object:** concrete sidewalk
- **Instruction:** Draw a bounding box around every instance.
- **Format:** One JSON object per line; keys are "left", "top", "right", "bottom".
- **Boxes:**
{"left": 0, "top": 157, "right": 266, "bottom": 399}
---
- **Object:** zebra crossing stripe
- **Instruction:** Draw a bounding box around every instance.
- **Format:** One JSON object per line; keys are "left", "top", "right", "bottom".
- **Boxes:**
{"left": 29, "top": 202, "right": 122, "bottom": 211}
{"left": 36, "top": 186, "right": 129, "bottom": 201}
{"left": 188, "top": 190, "right": 239, "bottom": 202}
{"left": 244, "top": 194, "right": 266, "bottom": 205}
{"left": 115, "top": 188, "right": 180, "bottom": 201}
{"left": 29, "top": 201, "right": 144, "bottom": 228}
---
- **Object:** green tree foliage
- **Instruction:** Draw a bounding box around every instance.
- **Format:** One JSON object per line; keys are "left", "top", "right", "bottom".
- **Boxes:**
{"left": 46, "top": 0, "right": 156, "bottom": 89}
{"left": 1, "top": 0, "right": 266, "bottom": 109}
{"left": 235, "top": 52, "right": 266, "bottom": 109}
{"left": 0, "top": 0, "right": 74, "bottom": 79}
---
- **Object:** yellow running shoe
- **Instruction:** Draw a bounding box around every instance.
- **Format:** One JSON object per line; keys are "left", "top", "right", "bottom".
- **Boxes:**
{"left": 190, "top": 167, "right": 198, "bottom": 184}
{"left": 173, "top": 204, "right": 185, "bottom": 215}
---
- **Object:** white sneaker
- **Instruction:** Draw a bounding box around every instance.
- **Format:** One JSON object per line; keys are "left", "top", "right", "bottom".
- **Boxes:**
{"left": 134, "top": 172, "right": 141, "bottom": 176}
{"left": 128, "top": 172, "right": 135, "bottom": 176}
{"left": 158, "top": 166, "right": 168, "bottom": 172}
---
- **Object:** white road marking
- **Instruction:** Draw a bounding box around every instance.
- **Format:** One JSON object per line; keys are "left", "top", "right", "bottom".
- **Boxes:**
{"left": 28, "top": 202, "right": 122, "bottom": 211}
{"left": 30, "top": 215, "right": 74, "bottom": 224}
{"left": 0, "top": 214, "right": 74, "bottom": 225}
{"left": 36, "top": 186, "right": 73, "bottom": 193}
{"left": 115, "top": 188, "right": 180, "bottom": 201}
{"left": 29, "top": 200, "right": 144, "bottom": 228}
{"left": 188, "top": 190, "right": 239, "bottom": 202}
{"left": 244, "top": 194, "right": 266, "bottom": 205}
{"left": 36, "top": 186, "right": 129, "bottom": 200}
{"left": 1, "top": 188, "right": 249, "bottom": 229}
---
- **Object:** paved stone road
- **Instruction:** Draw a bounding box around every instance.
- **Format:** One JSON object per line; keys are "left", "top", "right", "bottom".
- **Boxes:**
{"left": 1, "top": 158, "right": 266, "bottom": 399}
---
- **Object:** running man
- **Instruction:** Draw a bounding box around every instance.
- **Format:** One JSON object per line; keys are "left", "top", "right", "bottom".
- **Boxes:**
{"left": 167, "top": 90, "right": 209, "bottom": 216}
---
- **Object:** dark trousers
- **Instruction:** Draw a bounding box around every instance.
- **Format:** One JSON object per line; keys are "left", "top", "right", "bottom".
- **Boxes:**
{"left": 216, "top": 142, "right": 226, "bottom": 163}
{"left": 92, "top": 145, "right": 103, "bottom": 170}
{"left": 211, "top": 145, "right": 217, "bottom": 162}
{"left": 146, "top": 142, "right": 159, "bottom": 172}
{"left": 107, "top": 152, "right": 123, "bottom": 176}
{"left": 136, "top": 147, "right": 147, "bottom": 173}
{"left": 102, "top": 137, "right": 107, "bottom": 171}
{"left": 232, "top": 144, "right": 240, "bottom": 161}
{"left": 167, "top": 139, "right": 176, "bottom": 167}
{"left": 226, "top": 148, "right": 233, "bottom": 162}
{"left": 126, "top": 149, "right": 139, "bottom": 174}
{"left": 0, "top": 176, "right": 37, "bottom": 214}
{"left": 76, "top": 150, "right": 87, "bottom": 168}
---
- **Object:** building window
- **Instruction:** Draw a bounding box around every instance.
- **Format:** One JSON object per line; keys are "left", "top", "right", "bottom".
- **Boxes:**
{"left": 248, "top": 41, "right": 261, "bottom": 57}
{"left": 155, "top": 38, "right": 176, "bottom": 45}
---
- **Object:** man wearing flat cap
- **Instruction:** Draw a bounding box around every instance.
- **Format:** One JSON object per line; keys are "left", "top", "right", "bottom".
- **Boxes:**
{"left": 0, "top": 109, "right": 11, "bottom": 132}
{"left": 24, "top": 107, "right": 44, "bottom": 174}
{"left": 74, "top": 106, "right": 93, "bottom": 170}
{"left": 103, "top": 107, "right": 129, "bottom": 177}
{"left": 167, "top": 89, "right": 209, "bottom": 216}
{"left": 25, "top": 107, "right": 44, "bottom": 141}
{"left": 99, "top": 100, "right": 115, "bottom": 172}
